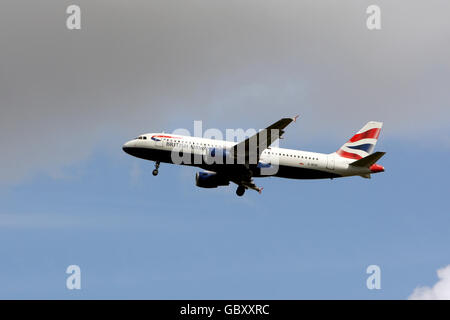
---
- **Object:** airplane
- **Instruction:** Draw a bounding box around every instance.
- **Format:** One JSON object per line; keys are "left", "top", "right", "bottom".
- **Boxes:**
{"left": 122, "top": 117, "right": 385, "bottom": 196}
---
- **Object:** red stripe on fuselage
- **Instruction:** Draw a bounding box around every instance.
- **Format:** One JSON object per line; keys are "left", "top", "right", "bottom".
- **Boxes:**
{"left": 336, "top": 149, "right": 363, "bottom": 159}
{"left": 349, "top": 128, "right": 381, "bottom": 143}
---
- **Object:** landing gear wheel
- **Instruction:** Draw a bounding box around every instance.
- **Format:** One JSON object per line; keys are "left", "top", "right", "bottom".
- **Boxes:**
{"left": 152, "top": 161, "right": 160, "bottom": 176}
{"left": 236, "top": 186, "right": 245, "bottom": 197}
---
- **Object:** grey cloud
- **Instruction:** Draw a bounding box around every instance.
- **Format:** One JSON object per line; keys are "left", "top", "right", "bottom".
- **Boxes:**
{"left": 1, "top": 0, "right": 449, "bottom": 184}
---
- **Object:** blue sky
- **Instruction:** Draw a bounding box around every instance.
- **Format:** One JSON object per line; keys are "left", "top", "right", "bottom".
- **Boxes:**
{"left": 1, "top": 0, "right": 450, "bottom": 299}
{"left": 1, "top": 131, "right": 449, "bottom": 299}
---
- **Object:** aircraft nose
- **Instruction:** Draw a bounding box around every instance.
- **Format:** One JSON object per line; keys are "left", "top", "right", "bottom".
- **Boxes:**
{"left": 122, "top": 140, "right": 134, "bottom": 154}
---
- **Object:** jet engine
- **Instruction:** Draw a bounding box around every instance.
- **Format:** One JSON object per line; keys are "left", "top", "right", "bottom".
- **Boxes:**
{"left": 195, "top": 171, "right": 230, "bottom": 188}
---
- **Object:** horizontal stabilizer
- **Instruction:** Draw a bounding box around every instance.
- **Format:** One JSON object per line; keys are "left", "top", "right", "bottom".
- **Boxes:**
{"left": 350, "top": 151, "right": 386, "bottom": 168}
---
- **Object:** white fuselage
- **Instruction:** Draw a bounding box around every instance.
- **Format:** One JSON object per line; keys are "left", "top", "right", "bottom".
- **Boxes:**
{"left": 122, "top": 133, "right": 372, "bottom": 179}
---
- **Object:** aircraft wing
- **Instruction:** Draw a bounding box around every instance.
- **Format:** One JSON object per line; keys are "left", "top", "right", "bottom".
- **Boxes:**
{"left": 232, "top": 115, "right": 299, "bottom": 163}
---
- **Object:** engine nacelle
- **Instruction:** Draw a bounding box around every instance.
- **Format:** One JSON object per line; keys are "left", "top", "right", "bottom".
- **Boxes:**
{"left": 195, "top": 171, "right": 230, "bottom": 188}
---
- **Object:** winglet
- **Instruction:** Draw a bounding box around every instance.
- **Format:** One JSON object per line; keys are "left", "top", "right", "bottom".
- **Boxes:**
{"left": 293, "top": 115, "right": 299, "bottom": 122}
{"left": 258, "top": 187, "right": 264, "bottom": 194}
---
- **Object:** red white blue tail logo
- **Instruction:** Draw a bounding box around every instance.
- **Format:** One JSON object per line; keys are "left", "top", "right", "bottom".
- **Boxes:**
{"left": 336, "top": 121, "right": 383, "bottom": 160}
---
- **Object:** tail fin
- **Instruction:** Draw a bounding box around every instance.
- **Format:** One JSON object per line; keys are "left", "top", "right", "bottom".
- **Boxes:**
{"left": 335, "top": 121, "right": 383, "bottom": 160}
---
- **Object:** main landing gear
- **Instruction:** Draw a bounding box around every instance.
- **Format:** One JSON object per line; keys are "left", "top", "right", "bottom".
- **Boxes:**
{"left": 236, "top": 185, "right": 246, "bottom": 197}
{"left": 152, "top": 161, "right": 160, "bottom": 176}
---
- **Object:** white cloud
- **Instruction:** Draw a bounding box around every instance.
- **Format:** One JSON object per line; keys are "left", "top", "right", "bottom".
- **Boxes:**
{"left": 409, "top": 265, "right": 450, "bottom": 300}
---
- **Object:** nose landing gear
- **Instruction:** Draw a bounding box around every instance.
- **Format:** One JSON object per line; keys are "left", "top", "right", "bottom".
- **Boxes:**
{"left": 152, "top": 161, "right": 160, "bottom": 176}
